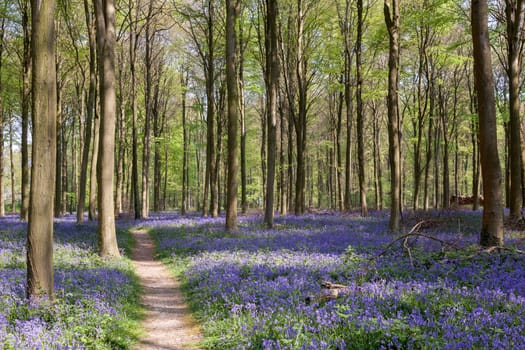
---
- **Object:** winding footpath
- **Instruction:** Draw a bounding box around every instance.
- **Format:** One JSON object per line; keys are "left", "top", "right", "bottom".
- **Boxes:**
{"left": 131, "top": 229, "right": 202, "bottom": 350}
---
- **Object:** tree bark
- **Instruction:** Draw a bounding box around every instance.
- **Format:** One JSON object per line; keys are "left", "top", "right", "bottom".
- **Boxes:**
{"left": 506, "top": 0, "right": 524, "bottom": 219}
{"left": 77, "top": 0, "right": 97, "bottom": 224}
{"left": 20, "top": 0, "right": 31, "bottom": 222}
{"left": 27, "top": 0, "right": 56, "bottom": 298}
{"left": 225, "top": 0, "right": 240, "bottom": 231}
{"left": 264, "top": 0, "right": 280, "bottom": 227}
{"left": 203, "top": 0, "right": 216, "bottom": 218}
{"left": 89, "top": 110, "right": 99, "bottom": 220}
{"left": 129, "top": 0, "right": 141, "bottom": 219}
{"left": 0, "top": 15, "right": 5, "bottom": 217}
{"left": 471, "top": 0, "right": 504, "bottom": 247}
{"left": 294, "top": 0, "right": 307, "bottom": 215}
{"left": 384, "top": 0, "right": 402, "bottom": 231}
{"left": 94, "top": 0, "right": 120, "bottom": 257}
{"left": 181, "top": 69, "right": 189, "bottom": 215}
{"left": 9, "top": 120, "right": 15, "bottom": 212}
{"left": 356, "top": 0, "right": 367, "bottom": 216}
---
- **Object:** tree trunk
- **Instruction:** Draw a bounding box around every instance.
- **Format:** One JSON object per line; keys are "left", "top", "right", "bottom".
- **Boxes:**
{"left": 356, "top": 0, "right": 367, "bottom": 216}
{"left": 264, "top": 0, "right": 280, "bottom": 227}
{"left": 0, "top": 16, "right": 5, "bottom": 218}
{"left": 239, "top": 14, "right": 248, "bottom": 216}
{"left": 89, "top": 111, "right": 99, "bottom": 220}
{"left": 54, "top": 63, "right": 63, "bottom": 218}
{"left": 181, "top": 70, "right": 189, "bottom": 215}
{"left": 279, "top": 99, "right": 288, "bottom": 215}
{"left": 506, "top": 0, "right": 524, "bottom": 219}
{"left": 27, "top": 0, "right": 56, "bottom": 298}
{"left": 225, "top": 0, "right": 240, "bottom": 231}
{"left": 342, "top": 0, "right": 353, "bottom": 212}
{"left": 203, "top": 0, "right": 216, "bottom": 218}
{"left": 385, "top": 0, "right": 402, "bottom": 231}
{"left": 9, "top": 120, "right": 15, "bottom": 213}
{"left": 94, "top": 0, "right": 120, "bottom": 257}
{"left": 77, "top": 0, "right": 97, "bottom": 223}
{"left": 294, "top": 0, "right": 307, "bottom": 215}
{"left": 129, "top": 0, "right": 141, "bottom": 219}
{"left": 471, "top": 0, "right": 504, "bottom": 247}
{"left": 20, "top": 0, "right": 31, "bottom": 222}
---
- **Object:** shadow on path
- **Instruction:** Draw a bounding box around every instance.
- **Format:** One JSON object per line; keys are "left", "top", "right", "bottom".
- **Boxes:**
{"left": 131, "top": 229, "right": 202, "bottom": 350}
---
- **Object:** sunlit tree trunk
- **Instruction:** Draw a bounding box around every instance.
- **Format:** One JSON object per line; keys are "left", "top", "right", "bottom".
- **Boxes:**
{"left": 94, "top": 0, "right": 120, "bottom": 257}
{"left": 471, "top": 0, "right": 504, "bottom": 247}
{"left": 225, "top": 0, "right": 240, "bottom": 231}
{"left": 27, "top": 0, "right": 56, "bottom": 298}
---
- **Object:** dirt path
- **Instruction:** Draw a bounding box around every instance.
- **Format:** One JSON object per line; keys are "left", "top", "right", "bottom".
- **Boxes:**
{"left": 131, "top": 229, "right": 202, "bottom": 350}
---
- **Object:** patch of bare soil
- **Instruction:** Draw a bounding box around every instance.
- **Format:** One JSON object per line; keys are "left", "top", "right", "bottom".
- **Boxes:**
{"left": 131, "top": 229, "right": 202, "bottom": 350}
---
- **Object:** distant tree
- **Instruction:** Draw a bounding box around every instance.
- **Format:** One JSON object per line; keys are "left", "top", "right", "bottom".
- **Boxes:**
{"left": 225, "top": 0, "right": 240, "bottom": 231}
{"left": 384, "top": 0, "right": 402, "bottom": 231}
{"left": 27, "top": 0, "right": 56, "bottom": 298}
{"left": 94, "top": 0, "right": 120, "bottom": 257}
{"left": 471, "top": 0, "right": 504, "bottom": 247}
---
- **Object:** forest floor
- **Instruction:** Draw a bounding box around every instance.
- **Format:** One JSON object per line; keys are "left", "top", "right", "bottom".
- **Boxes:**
{"left": 131, "top": 229, "right": 202, "bottom": 350}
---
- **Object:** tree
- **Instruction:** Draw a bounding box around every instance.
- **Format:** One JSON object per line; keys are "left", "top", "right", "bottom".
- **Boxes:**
{"left": 20, "top": 0, "right": 31, "bottom": 222}
{"left": 356, "top": 0, "right": 368, "bottom": 216}
{"left": 27, "top": 0, "right": 56, "bottom": 298}
{"left": 225, "top": 0, "right": 240, "bottom": 231}
{"left": 77, "top": 0, "right": 97, "bottom": 224}
{"left": 471, "top": 0, "right": 504, "bottom": 247}
{"left": 384, "top": 0, "right": 402, "bottom": 231}
{"left": 505, "top": 0, "right": 524, "bottom": 220}
{"left": 0, "top": 7, "right": 6, "bottom": 218}
{"left": 264, "top": 0, "right": 280, "bottom": 227}
{"left": 94, "top": 0, "right": 120, "bottom": 257}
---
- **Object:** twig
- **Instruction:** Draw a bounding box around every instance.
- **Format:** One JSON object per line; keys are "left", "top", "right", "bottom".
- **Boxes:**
{"left": 370, "top": 221, "right": 460, "bottom": 262}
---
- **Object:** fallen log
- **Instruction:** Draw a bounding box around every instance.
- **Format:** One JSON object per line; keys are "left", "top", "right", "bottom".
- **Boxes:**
{"left": 305, "top": 281, "right": 351, "bottom": 304}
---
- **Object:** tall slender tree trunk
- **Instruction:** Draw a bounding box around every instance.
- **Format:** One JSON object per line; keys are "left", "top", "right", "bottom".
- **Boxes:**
{"left": 181, "top": 70, "right": 189, "bottom": 215}
{"left": 264, "top": 0, "right": 280, "bottom": 227}
{"left": 279, "top": 100, "right": 288, "bottom": 215}
{"left": 142, "top": 0, "right": 155, "bottom": 218}
{"left": 129, "top": 0, "right": 141, "bottom": 219}
{"left": 27, "top": 0, "right": 56, "bottom": 298}
{"left": 55, "top": 62, "right": 63, "bottom": 217}
{"left": 0, "top": 15, "right": 5, "bottom": 218}
{"left": 506, "top": 0, "right": 524, "bottom": 220}
{"left": 385, "top": 0, "right": 402, "bottom": 231}
{"left": 294, "top": 0, "right": 307, "bottom": 215}
{"left": 471, "top": 0, "right": 504, "bottom": 247}
{"left": 89, "top": 111, "right": 99, "bottom": 220}
{"left": 20, "top": 0, "right": 31, "bottom": 221}
{"left": 225, "top": 0, "right": 240, "bottom": 231}
{"left": 356, "top": 0, "right": 367, "bottom": 216}
{"left": 9, "top": 120, "right": 15, "bottom": 212}
{"left": 203, "top": 0, "right": 216, "bottom": 218}
{"left": 78, "top": 0, "right": 96, "bottom": 223}
{"left": 94, "top": 0, "right": 120, "bottom": 257}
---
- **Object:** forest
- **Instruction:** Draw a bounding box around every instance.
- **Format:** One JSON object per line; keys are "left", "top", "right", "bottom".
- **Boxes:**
{"left": 1, "top": 0, "right": 525, "bottom": 348}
